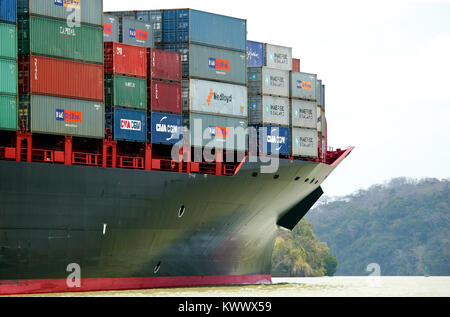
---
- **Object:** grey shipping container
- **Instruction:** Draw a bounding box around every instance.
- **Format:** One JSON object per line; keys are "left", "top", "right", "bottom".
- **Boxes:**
{"left": 316, "top": 79, "right": 322, "bottom": 106}
{"left": 103, "top": 14, "right": 119, "bottom": 42}
{"left": 184, "top": 112, "right": 248, "bottom": 152}
{"left": 248, "top": 67, "right": 289, "bottom": 98}
{"left": 120, "top": 17, "right": 153, "bottom": 48}
{"left": 183, "top": 79, "right": 248, "bottom": 118}
{"left": 18, "top": 0, "right": 103, "bottom": 26}
{"left": 290, "top": 99, "right": 317, "bottom": 129}
{"left": 248, "top": 95, "right": 289, "bottom": 126}
{"left": 292, "top": 127, "right": 318, "bottom": 158}
{"left": 265, "top": 43, "right": 292, "bottom": 71}
{"left": 290, "top": 71, "right": 317, "bottom": 101}
{"left": 29, "top": 95, "right": 104, "bottom": 138}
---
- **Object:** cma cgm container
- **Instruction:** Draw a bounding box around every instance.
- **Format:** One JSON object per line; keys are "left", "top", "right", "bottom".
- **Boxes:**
{"left": 17, "top": 0, "right": 103, "bottom": 26}
{"left": 250, "top": 125, "right": 290, "bottom": 156}
{"left": 248, "top": 67, "right": 289, "bottom": 98}
{"left": 119, "top": 17, "right": 153, "bottom": 48}
{"left": 103, "top": 14, "right": 119, "bottom": 42}
{"left": 0, "top": 95, "right": 17, "bottom": 131}
{"left": 247, "top": 40, "right": 265, "bottom": 67}
{"left": 183, "top": 79, "right": 247, "bottom": 118}
{"left": 18, "top": 55, "right": 104, "bottom": 102}
{"left": 0, "top": 23, "right": 17, "bottom": 59}
{"left": 18, "top": 16, "right": 104, "bottom": 64}
{"left": 292, "top": 127, "right": 318, "bottom": 158}
{"left": 109, "top": 107, "right": 147, "bottom": 142}
{"left": 104, "top": 42, "right": 147, "bottom": 78}
{"left": 149, "top": 81, "right": 181, "bottom": 114}
{"left": 0, "top": 59, "right": 17, "bottom": 95}
{"left": 290, "top": 99, "right": 317, "bottom": 129}
{"left": 162, "top": 9, "right": 247, "bottom": 52}
{"left": 105, "top": 75, "right": 147, "bottom": 110}
{"left": 148, "top": 48, "right": 181, "bottom": 82}
{"left": 265, "top": 44, "right": 292, "bottom": 71}
{"left": 248, "top": 95, "right": 289, "bottom": 127}
{"left": 184, "top": 112, "right": 248, "bottom": 152}
{"left": 0, "top": 0, "right": 16, "bottom": 24}
{"left": 28, "top": 95, "right": 104, "bottom": 138}
{"left": 290, "top": 72, "right": 317, "bottom": 101}
{"left": 149, "top": 112, "right": 182, "bottom": 145}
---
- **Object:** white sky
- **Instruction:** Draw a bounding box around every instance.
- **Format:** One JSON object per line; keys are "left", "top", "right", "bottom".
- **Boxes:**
{"left": 104, "top": 0, "right": 450, "bottom": 197}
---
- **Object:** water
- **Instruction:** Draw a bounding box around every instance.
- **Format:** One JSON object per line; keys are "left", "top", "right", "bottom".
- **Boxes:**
{"left": 11, "top": 277, "right": 450, "bottom": 297}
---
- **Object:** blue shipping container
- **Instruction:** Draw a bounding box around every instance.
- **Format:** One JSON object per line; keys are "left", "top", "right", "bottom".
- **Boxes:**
{"left": 162, "top": 9, "right": 246, "bottom": 51}
{"left": 0, "top": 0, "right": 16, "bottom": 24}
{"left": 252, "top": 125, "right": 290, "bottom": 156}
{"left": 149, "top": 112, "right": 183, "bottom": 145}
{"left": 247, "top": 40, "right": 265, "bottom": 67}
{"left": 112, "top": 108, "right": 147, "bottom": 142}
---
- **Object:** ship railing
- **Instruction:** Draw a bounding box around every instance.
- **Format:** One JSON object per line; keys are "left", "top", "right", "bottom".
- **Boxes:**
{"left": 0, "top": 146, "right": 16, "bottom": 160}
{"left": 72, "top": 152, "right": 102, "bottom": 167}
{"left": 117, "top": 155, "right": 144, "bottom": 170}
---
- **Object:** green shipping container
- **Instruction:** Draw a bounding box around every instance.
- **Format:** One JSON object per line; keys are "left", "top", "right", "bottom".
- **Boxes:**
{"left": 0, "top": 59, "right": 17, "bottom": 95}
{"left": 0, "top": 95, "right": 17, "bottom": 131}
{"left": 0, "top": 23, "right": 17, "bottom": 60}
{"left": 105, "top": 75, "right": 147, "bottom": 110}
{"left": 18, "top": 16, "right": 103, "bottom": 64}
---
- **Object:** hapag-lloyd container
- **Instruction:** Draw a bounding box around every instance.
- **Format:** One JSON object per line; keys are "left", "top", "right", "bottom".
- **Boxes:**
{"left": 290, "top": 71, "right": 317, "bottom": 101}
{"left": 248, "top": 95, "right": 289, "bottom": 126}
{"left": 120, "top": 17, "right": 153, "bottom": 48}
{"left": 28, "top": 95, "right": 104, "bottom": 138}
{"left": 183, "top": 79, "right": 247, "bottom": 118}
{"left": 0, "top": 0, "right": 16, "bottom": 24}
{"left": 0, "top": 23, "right": 17, "bottom": 59}
{"left": 148, "top": 48, "right": 181, "bottom": 82}
{"left": 290, "top": 99, "right": 317, "bottom": 129}
{"left": 109, "top": 107, "right": 147, "bottom": 142}
{"left": 247, "top": 40, "right": 265, "bottom": 67}
{"left": 183, "top": 112, "right": 248, "bottom": 152}
{"left": 19, "top": 55, "right": 104, "bottom": 102}
{"left": 149, "top": 80, "right": 182, "bottom": 114}
{"left": 248, "top": 67, "right": 289, "bottom": 98}
{"left": 0, "top": 59, "right": 17, "bottom": 95}
{"left": 292, "top": 58, "right": 300, "bottom": 72}
{"left": 18, "top": 16, "right": 104, "bottom": 64}
{"left": 149, "top": 112, "right": 182, "bottom": 145}
{"left": 0, "top": 95, "right": 17, "bottom": 131}
{"left": 250, "top": 125, "right": 290, "bottom": 156}
{"left": 265, "top": 44, "right": 292, "bottom": 71}
{"left": 103, "top": 14, "right": 119, "bottom": 42}
{"left": 292, "top": 127, "right": 318, "bottom": 158}
{"left": 105, "top": 75, "right": 147, "bottom": 110}
{"left": 162, "top": 9, "right": 247, "bottom": 52}
{"left": 104, "top": 42, "right": 147, "bottom": 78}
{"left": 18, "top": 0, "right": 103, "bottom": 26}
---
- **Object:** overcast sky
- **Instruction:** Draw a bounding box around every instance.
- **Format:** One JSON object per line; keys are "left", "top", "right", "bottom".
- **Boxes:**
{"left": 104, "top": 0, "right": 450, "bottom": 197}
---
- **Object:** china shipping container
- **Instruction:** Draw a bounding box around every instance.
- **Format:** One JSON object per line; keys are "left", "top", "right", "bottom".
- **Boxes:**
{"left": 291, "top": 127, "right": 318, "bottom": 158}
{"left": 105, "top": 75, "right": 147, "bottom": 110}
{"left": 0, "top": 95, "right": 17, "bottom": 131}
{"left": 104, "top": 42, "right": 147, "bottom": 78}
{"left": 183, "top": 79, "right": 247, "bottom": 118}
{"left": 0, "top": 23, "right": 17, "bottom": 59}
{"left": 148, "top": 112, "right": 182, "bottom": 145}
{"left": 292, "top": 58, "right": 300, "bottom": 72}
{"left": 250, "top": 125, "right": 290, "bottom": 156}
{"left": 0, "top": 59, "right": 17, "bottom": 95}
{"left": 108, "top": 107, "right": 147, "bottom": 142}
{"left": 149, "top": 80, "right": 181, "bottom": 114}
{"left": 26, "top": 94, "right": 104, "bottom": 138}
{"left": 0, "top": 0, "right": 16, "bottom": 24}
{"left": 248, "top": 67, "right": 289, "bottom": 98}
{"left": 247, "top": 40, "right": 265, "bottom": 67}
{"left": 17, "top": 0, "right": 103, "bottom": 26}
{"left": 248, "top": 95, "right": 289, "bottom": 127}
{"left": 148, "top": 48, "right": 181, "bottom": 82}
{"left": 265, "top": 44, "right": 292, "bottom": 71}
{"left": 290, "top": 71, "right": 317, "bottom": 101}
{"left": 183, "top": 113, "right": 248, "bottom": 152}
{"left": 290, "top": 99, "right": 317, "bottom": 129}
{"left": 103, "top": 14, "right": 119, "bottom": 42}
{"left": 119, "top": 17, "right": 153, "bottom": 48}
{"left": 18, "top": 55, "right": 104, "bottom": 102}
{"left": 162, "top": 9, "right": 247, "bottom": 52}
{"left": 18, "top": 16, "right": 104, "bottom": 64}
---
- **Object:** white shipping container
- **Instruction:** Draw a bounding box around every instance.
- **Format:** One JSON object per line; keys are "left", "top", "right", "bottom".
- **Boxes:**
{"left": 292, "top": 128, "right": 318, "bottom": 158}
{"left": 248, "top": 67, "right": 289, "bottom": 98}
{"left": 290, "top": 99, "right": 317, "bottom": 129}
{"left": 248, "top": 95, "right": 289, "bottom": 126}
{"left": 290, "top": 71, "right": 317, "bottom": 101}
{"left": 265, "top": 43, "right": 292, "bottom": 71}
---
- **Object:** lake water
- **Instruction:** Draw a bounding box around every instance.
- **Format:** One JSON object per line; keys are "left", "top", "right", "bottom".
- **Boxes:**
{"left": 14, "top": 276, "right": 450, "bottom": 297}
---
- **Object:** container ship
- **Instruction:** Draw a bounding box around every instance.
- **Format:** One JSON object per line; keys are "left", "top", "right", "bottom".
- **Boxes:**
{"left": 0, "top": 1, "right": 353, "bottom": 295}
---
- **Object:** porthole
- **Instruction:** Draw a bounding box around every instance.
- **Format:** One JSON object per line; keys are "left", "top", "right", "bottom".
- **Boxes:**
{"left": 310, "top": 178, "right": 315, "bottom": 184}
{"left": 178, "top": 205, "right": 186, "bottom": 218}
{"left": 295, "top": 177, "right": 300, "bottom": 181}
{"left": 252, "top": 172, "right": 258, "bottom": 178}
{"left": 274, "top": 175, "right": 280, "bottom": 180}
{"left": 305, "top": 178, "right": 310, "bottom": 183}
{"left": 315, "top": 180, "right": 319, "bottom": 185}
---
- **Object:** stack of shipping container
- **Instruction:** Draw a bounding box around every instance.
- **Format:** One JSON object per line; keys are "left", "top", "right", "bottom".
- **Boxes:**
{"left": 316, "top": 79, "right": 326, "bottom": 161}
{"left": 0, "top": 0, "right": 17, "bottom": 132}
{"left": 17, "top": 0, "right": 105, "bottom": 139}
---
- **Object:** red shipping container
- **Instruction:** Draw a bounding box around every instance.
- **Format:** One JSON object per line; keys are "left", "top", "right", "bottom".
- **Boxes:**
{"left": 292, "top": 58, "right": 301, "bottom": 72}
{"left": 104, "top": 42, "right": 147, "bottom": 78}
{"left": 18, "top": 55, "right": 104, "bottom": 102}
{"left": 149, "top": 80, "right": 182, "bottom": 114}
{"left": 148, "top": 48, "right": 181, "bottom": 82}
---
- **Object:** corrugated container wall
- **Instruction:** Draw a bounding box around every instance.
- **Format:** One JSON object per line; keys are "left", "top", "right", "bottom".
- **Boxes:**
{"left": 290, "top": 99, "right": 317, "bottom": 129}
{"left": 29, "top": 95, "right": 104, "bottom": 138}
{"left": 265, "top": 44, "right": 292, "bottom": 71}
{"left": 0, "top": 95, "right": 17, "bottom": 131}
{"left": 103, "top": 14, "right": 119, "bottom": 42}
{"left": 149, "top": 112, "right": 183, "bottom": 145}
{"left": 248, "top": 67, "right": 289, "bottom": 98}
{"left": 109, "top": 108, "right": 147, "bottom": 142}
{"left": 248, "top": 95, "right": 289, "bottom": 126}
{"left": 18, "top": 0, "right": 103, "bottom": 26}
{"left": 104, "top": 42, "right": 147, "bottom": 78}
{"left": 247, "top": 40, "right": 265, "bottom": 67}
{"left": 0, "top": 59, "right": 17, "bottom": 95}
{"left": 149, "top": 80, "right": 182, "bottom": 114}
{"left": 0, "top": 0, "right": 16, "bottom": 24}
{"left": 292, "top": 58, "right": 300, "bottom": 72}
{"left": 292, "top": 128, "right": 318, "bottom": 158}
{"left": 120, "top": 17, "right": 153, "bottom": 48}
{"left": 183, "top": 79, "right": 247, "bottom": 118}
{"left": 105, "top": 75, "right": 147, "bottom": 110}
{"left": 148, "top": 48, "right": 181, "bottom": 82}
{"left": 290, "top": 72, "right": 317, "bottom": 101}
{"left": 251, "top": 125, "right": 290, "bottom": 156}
{"left": 0, "top": 23, "right": 17, "bottom": 59}
{"left": 136, "top": 10, "right": 163, "bottom": 44}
